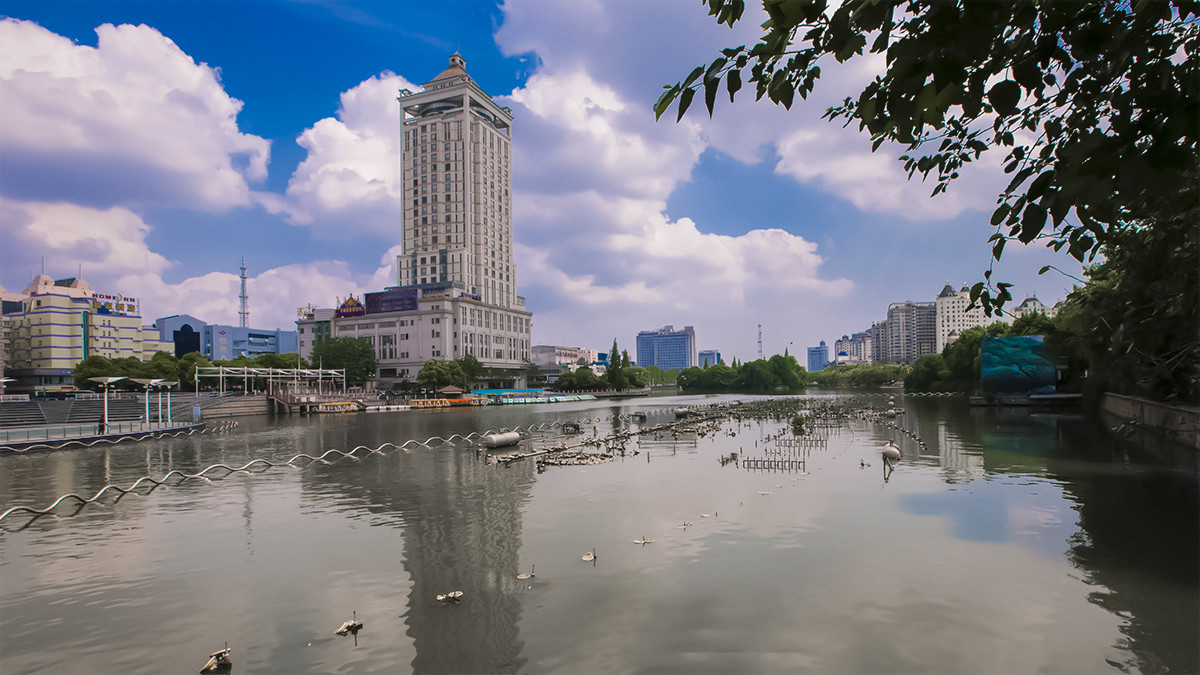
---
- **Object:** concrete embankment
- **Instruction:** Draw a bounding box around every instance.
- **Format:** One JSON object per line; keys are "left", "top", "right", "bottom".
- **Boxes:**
{"left": 1101, "top": 393, "right": 1199, "bottom": 451}
{"left": 201, "top": 394, "right": 271, "bottom": 419}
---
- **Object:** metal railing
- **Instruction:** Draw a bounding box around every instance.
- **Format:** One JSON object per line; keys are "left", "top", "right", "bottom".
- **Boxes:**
{"left": 0, "top": 420, "right": 197, "bottom": 445}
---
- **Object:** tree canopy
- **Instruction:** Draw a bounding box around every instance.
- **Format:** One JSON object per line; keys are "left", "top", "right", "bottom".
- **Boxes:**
{"left": 658, "top": 0, "right": 1199, "bottom": 312}
{"left": 678, "top": 354, "right": 808, "bottom": 393}
{"left": 310, "top": 337, "right": 376, "bottom": 386}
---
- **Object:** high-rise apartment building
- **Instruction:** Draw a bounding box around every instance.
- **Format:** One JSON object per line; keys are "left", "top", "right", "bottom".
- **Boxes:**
{"left": 872, "top": 301, "right": 936, "bottom": 364}
{"left": 935, "top": 282, "right": 987, "bottom": 352}
{"left": 636, "top": 325, "right": 696, "bottom": 370}
{"left": 833, "top": 332, "right": 873, "bottom": 364}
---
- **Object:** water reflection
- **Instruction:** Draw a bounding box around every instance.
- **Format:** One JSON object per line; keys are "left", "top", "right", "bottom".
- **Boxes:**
{"left": 0, "top": 394, "right": 1195, "bottom": 673}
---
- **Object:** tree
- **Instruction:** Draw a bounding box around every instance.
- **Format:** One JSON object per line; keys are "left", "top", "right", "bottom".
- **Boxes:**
{"left": 178, "top": 351, "right": 212, "bottom": 389}
{"left": 940, "top": 322, "right": 1011, "bottom": 394}
{"left": 458, "top": 354, "right": 485, "bottom": 387}
{"left": 605, "top": 338, "right": 629, "bottom": 390}
{"left": 310, "top": 337, "right": 377, "bottom": 386}
{"left": 74, "top": 355, "right": 119, "bottom": 389}
{"left": 658, "top": 0, "right": 1199, "bottom": 313}
{"left": 417, "top": 360, "right": 466, "bottom": 390}
{"left": 905, "top": 354, "right": 948, "bottom": 392}
{"left": 1054, "top": 215, "right": 1199, "bottom": 402}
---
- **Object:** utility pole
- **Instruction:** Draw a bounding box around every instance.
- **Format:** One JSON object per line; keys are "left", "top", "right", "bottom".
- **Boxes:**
{"left": 238, "top": 257, "right": 249, "bottom": 328}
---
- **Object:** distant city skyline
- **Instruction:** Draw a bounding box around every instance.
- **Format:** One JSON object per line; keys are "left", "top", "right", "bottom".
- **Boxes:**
{"left": 0, "top": 2, "right": 1079, "bottom": 362}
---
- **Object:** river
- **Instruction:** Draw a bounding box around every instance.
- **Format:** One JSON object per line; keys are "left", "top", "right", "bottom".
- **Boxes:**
{"left": 1, "top": 393, "right": 1196, "bottom": 673}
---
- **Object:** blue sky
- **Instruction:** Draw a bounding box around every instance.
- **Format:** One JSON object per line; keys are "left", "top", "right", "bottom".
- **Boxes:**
{"left": 0, "top": 0, "right": 1081, "bottom": 362}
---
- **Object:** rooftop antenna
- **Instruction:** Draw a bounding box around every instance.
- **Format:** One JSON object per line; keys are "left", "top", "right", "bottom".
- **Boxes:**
{"left": 238, "top": 257, "right": 249, "bottom": 328}
{"left": 757, "top": 323, "right": 763, "bottom": 360}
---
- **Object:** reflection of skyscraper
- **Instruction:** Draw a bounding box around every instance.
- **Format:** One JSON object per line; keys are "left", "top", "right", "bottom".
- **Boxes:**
{"left": 296, "top": 424, "right": 534, "bottom": 673}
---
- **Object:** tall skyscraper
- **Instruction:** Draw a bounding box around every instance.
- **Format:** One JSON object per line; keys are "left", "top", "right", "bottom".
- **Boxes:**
{"left": 397, "top": 52, "right": 518, "bottom": 310}
{"left": 297, "top": 54, "right": 532, "bottom": 390}
{"left": 636, "top": 325, "right": 696, "bottom": 370}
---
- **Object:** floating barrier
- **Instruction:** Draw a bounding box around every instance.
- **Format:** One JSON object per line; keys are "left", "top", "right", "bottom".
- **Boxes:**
{"left": 482, "top": 431, "right": 521, "bottom": 448}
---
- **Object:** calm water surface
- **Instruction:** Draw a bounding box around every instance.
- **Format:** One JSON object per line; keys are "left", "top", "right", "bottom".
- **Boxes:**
{"left": 1, "top": 394, "right": 1196, "bottom": 674}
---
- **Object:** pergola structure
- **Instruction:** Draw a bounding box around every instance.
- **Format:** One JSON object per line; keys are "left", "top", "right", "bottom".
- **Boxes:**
{"left": 195, "top": 366, "right": 347, "bottom": 396}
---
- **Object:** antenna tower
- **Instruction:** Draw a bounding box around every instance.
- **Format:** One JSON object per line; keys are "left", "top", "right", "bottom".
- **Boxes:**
{"left": 757, "top": 323, "right": 763, "bottom": 360}
{"left": 238, "top": 257, "right": 249, "bottom": 328}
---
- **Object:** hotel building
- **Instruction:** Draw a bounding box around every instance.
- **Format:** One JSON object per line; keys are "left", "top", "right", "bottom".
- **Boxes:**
{"left": 297, "top": 54, "right": 532, "bottom": 389}
{"left": 0, "top": 275, "right": 169, "bottom": 394}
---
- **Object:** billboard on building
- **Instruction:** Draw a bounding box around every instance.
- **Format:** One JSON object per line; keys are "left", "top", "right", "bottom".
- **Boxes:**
{"left": 981, "top": 336, "right": 1055, "bottom": 394}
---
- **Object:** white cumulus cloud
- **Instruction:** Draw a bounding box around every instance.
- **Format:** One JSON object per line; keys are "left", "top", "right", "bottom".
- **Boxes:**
{"left": 276, "top": 71, "right": 419, "bottom": 236}
{"left": 0, "top": 18, "right": 270, "bottom": 211}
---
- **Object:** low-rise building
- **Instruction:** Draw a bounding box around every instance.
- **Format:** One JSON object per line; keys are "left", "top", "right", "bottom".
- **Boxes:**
{"left": 298, "top": 282, "right": 532, "bottom": 390}
{"left": 0, "top": 275, "right": 169, "bottom": 394}
{"left": 698, "top": 349, "right": 721, "bottom": 367}
{"left": 154, "top": 314, "right": 298, "bottom": 360}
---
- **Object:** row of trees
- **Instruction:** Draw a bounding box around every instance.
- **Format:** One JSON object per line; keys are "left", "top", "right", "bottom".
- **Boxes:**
{"left": 905, "top": 217, "right": 1198, "bottom": 406}
{"left": 415, "top": 355, "right": 484, "bottom": 390}
{"left": 72, "top": 337, "right": 380, "bottom": 391}
{"left": 678, "top": 353, "right": 807, "bottom": 394}
{"left": 807, "top": 363, "right": 910, "bottom": 388}
{"left": 554, "top": 339, "right": 651, "bottom": 391}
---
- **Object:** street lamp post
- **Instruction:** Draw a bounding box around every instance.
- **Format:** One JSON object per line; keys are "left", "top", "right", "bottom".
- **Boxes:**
{"left": 130, "top": 378, "right": 163, "bottom": 429}
{"left": 88, "top": 376, "right": 127, "bottom": 434}
{"left": 159, "top": 381, "right": 178, "bottom": 424}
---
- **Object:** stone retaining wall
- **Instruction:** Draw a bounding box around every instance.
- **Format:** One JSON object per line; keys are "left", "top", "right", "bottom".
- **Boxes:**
{"left": 1101, "top": 393, "right": 1200, "bottom": 450}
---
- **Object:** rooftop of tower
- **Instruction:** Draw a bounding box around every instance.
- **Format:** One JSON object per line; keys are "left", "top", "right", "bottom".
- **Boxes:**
{"left": 426, "top": 52, "right": 468, "bottom": 86}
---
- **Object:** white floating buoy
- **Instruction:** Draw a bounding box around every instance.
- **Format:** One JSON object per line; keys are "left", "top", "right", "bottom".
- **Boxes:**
{"left": 482, "top": 432, "right": 520, "bottom": 448}
{"left": 882, "top": 441, "right": 902, "bottom": 467}
{"left": 517, "top": 565, "right": 535, "bottom": 580}
{"left": 437, "top": 590, "right": 464, "bottom": 602}
{"left": 581, "top": 549, "right": 596, "bottom": 562}
{"left": 632, "top": 537, "right": 656, "bottom": 545}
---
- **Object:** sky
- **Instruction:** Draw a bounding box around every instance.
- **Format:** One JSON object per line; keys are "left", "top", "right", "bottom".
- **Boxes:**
{"left": 0, "top": 0, "right": 1083, "bottom": 363}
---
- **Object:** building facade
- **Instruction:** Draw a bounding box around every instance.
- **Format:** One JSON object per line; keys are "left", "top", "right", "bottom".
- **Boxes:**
{"left": 698, "top": 349, "right": 721, "bottom": 367}
{"left": 532, "top": 345, "right": 602, "bottom": 369}
{"left": 935, "top": 282, "right": 987, "bottom": 353}
{"left": 807, "top": 341, "right": 830, "bottom": 372}
{"left": 0, "top": 275, "right": 169, "bottom": 394}
{"left": 636, "top": 325, "right": 696, "bottom": 370}
{"left": 833, "top": 332, "right": 873, "bottom": 365}
{"left": 1011, "top": 296, "right": 1060, "bottom": 320}
{"left": 154, "top": 314, "right": 298, "bottom": 361}
{"left": 872, "top": 301, "right": 936, "bottom": 364}
{"left": 294, "top": 54, "right": 534, "bottom": 390}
